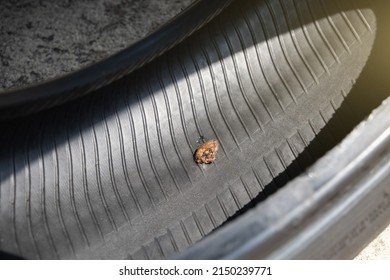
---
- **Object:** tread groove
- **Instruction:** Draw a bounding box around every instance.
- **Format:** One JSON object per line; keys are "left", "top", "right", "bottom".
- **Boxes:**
{"left": 274, "top": 0, "right": 319, "bottom": 85}
{"left": 115, "top": 89, "right": 145, "bottom": 216}
{"left": 67, "top": 118, "right": 92, "bottom": 247}
{"left": 211, "top": 19, "right": 253, "bottom": 140}
{"left": 274, "top": 147, "right": 292, "bottom": 181}
{"left": 252, "top": 167, "right": 265, "bottom": 192}
{"left": 286, "top": 138, "right": 305, "bottom": 173}
{"left": 79, "top": 108, "right": 105, "bottom": 239}
{"left": 90, "top": 104, "right": 118, "bottom": 231}
{"left": 240, "top": 176, "right": 254, "bottom": 200}
{"left": 192, "top": 212, "right": 206, "bottom": 237}
{"left": 199, "top": 32, "right": 241, "bottom": 148}
{"left": 24, "top": 124, "right": 41, "bottom": 259}
{"left": 124, "top": 83, "right": 156, "bottom": 208}
{"left": 239, "top": 5, "right": 286, "bottom": 116}
{"left": 356, "top": 9, "right": 373, "bottom": 32}
{"left": 142, "top": 246, "right": 150, "bottom": 260}
{"left": 319, "top": 0, "right": 352, "bottom": 54}
{"left": 52, "top": 131, "right": 76, "bottom": 257}
{"left": 291, "top": 0, "right": 331, "bottom": 74}
{"left": 332, "top": 0, "right": 362, "bottom": 43}
{"left": 177, "top": 46, "right": 205, "bottom": 141}
{"left": 204, "top": 204, "right": 217, "bottom": 229}
{"left": 167, "top": 229, "right": 179, "bottom": 253}
{"left": 102, "top": 94, "right": 132, "bottom": 223}
{"left": 231, "top": 17, "right": 275, "bottom": 123}
{"left": 155, "top": 58, "right": 193, "bottom": 185}
{"left": 180, "top": 221, "right": 193, "bottom": 246}
{"left": 278, "top": 0, "right": 320, "bottom": 84}
{"left": 228, "top": 186, "right": 242, "bottom": 209}
{"left": 145, "top": 65, "right": 183, "bottom": 194}
{"left": 10, "top": 132, "right": 20, "bottom": 256}
{"left": 136, "top": 73, "right": 169, "bottom": 201}
{"left": 39, "top": 121, "right": 60, "bottom": 259}
{"left": 166, "top": 53, "right": 197, "bottom": 154}
{"left": 165, "top": 57, "right": 208, "bottom": 177}
{"left": 219, "top": 16, "right": 265, "bottom": 132}
{"left": 307, "top": 119, "right": 328, "bottom": 154}
{"left": 305, "top": 0, "right": 341, "bottom": 63}
{"left": 253, "top": 2, "right": 298, "bottom": 105}
{"left": 296, "top": 129, "right": 309, "bottom": 147}
{"left": 216, "top": 195, "right": 229, "bottom": 219}
{"left": 263, "top": 157, "right": 277, "bottom": 179}
{"left": 186, "top": 40, "right": 230, "bottom": 157}
{"left": 265, "top": 0, "right": 308, "bottom": 94}
{"left": 155, "top": 238, "right": 166, "bottom": 259}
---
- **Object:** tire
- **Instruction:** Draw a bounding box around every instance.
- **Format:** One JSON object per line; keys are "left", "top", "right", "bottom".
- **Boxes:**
{"left": 0, "top": 0, "right": 376, "bottom": 259}
{"left": 179, "top": 96, "right": 390, "bottom": 260}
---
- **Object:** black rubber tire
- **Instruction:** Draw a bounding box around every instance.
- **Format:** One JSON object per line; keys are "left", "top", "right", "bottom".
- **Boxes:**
{"left": 0, "top": 0, "right": 375, "bottom": 259}
{"left": 178, "top": 96, "right": 390, "bottom": 260}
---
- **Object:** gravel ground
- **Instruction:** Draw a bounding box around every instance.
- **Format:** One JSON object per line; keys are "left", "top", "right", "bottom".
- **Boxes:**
{"left": 0, "top": 0, "right": 194, "bottom": 91}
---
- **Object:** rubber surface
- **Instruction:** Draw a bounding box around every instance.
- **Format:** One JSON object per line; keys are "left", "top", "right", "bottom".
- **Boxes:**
{"left": 178, "top": 96, "right": 390, "bottom": 259}
{"left": 0, "top": 0, "right": 375, "bottom": 259}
